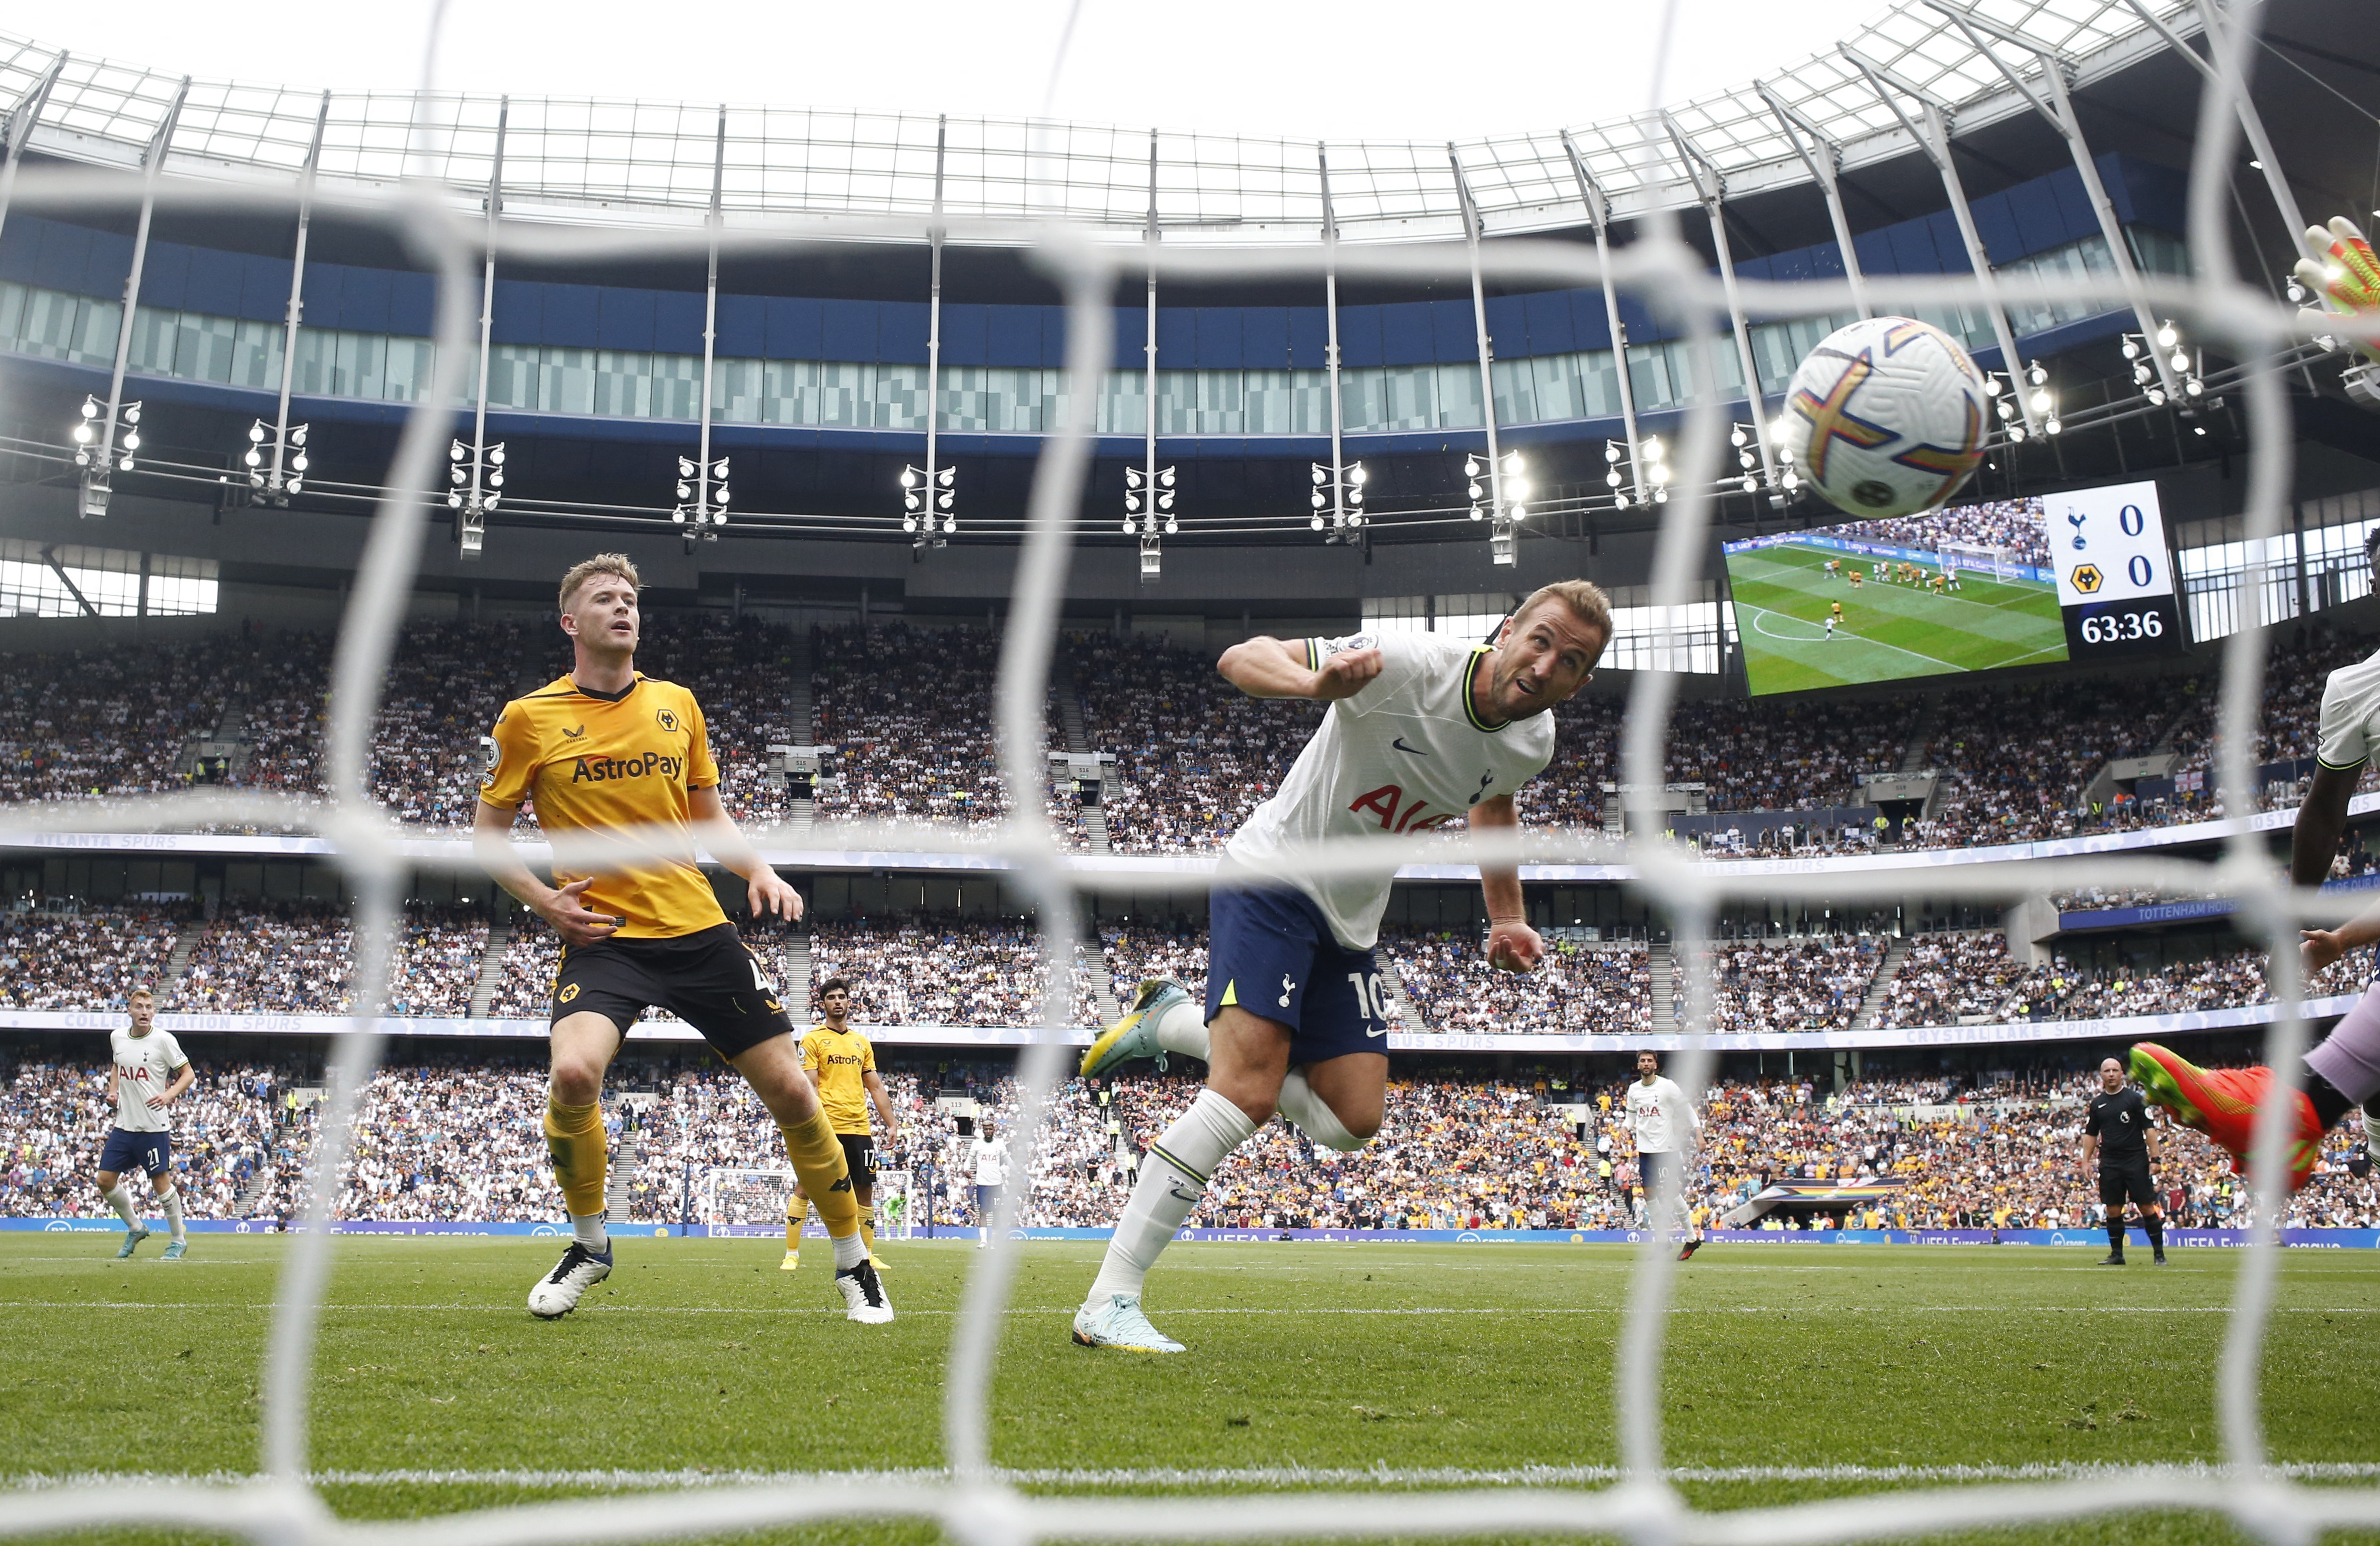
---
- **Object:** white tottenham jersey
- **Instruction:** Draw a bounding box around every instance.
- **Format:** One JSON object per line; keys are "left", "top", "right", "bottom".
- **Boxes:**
{"left": 1225, "top": 630, "right": 1558, "bottom": 951}
{"left": 110, "top": 1026, "right": 187, "bottom": 1133}
{"left": 971, "top": 1137, "right": 1008, "bottom": 1187}
{"left": 1625, "top": 1076, "right": 1697, "bottom": 1155}
{"left": 2317, "top": 645, "right": 2380, "bottom": 771}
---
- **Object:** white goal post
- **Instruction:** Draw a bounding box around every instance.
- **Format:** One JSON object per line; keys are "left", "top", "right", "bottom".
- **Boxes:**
{"left": 1935, "top": 541, "right": 2014, "bottom": 581}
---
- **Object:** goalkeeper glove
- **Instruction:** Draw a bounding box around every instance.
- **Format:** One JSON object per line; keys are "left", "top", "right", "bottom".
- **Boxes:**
{"left": 2294, "top": 215, "right": 2380, "bottom": 366}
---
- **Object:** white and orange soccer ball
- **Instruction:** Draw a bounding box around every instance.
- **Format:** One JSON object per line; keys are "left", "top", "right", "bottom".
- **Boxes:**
{"left": 1777, "top": 316, "right": 1990, "bottom": 519}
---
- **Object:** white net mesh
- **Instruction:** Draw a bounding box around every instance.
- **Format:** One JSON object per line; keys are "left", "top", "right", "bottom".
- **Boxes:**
{"left": 4, "top": 0, "right": 2380, "bottom": 1540}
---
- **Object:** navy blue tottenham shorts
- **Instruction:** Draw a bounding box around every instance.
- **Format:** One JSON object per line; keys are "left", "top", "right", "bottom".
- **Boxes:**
{"left": 1204, "top": 883, "right": 1390, "bottom": 1063}
{"left": 100, "top": 1127, "right": 171, "bottom": 1177}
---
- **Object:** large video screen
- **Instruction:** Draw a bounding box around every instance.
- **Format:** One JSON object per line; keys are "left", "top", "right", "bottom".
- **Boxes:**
{"left": 1724, "top": 480, "right": 2180, "bottom": 696}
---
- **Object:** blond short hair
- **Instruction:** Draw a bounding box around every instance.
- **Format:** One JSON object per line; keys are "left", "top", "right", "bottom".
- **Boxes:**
{"left": 558, "top": 553, "right": 641, "bottom": 614}
{"left": 1517, "top": 579, "right": 1613, "bottom": 641}
{"left": 127, "top": 986, "right": 154, "bottom": 1002}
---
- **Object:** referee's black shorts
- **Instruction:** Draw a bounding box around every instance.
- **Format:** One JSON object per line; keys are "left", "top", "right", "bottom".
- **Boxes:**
{"left": 551, "top": 922, "right": 793, "bottom": 1060}
{"left": 2098, "top": 1159, "right": 2158, "bottom": 1210}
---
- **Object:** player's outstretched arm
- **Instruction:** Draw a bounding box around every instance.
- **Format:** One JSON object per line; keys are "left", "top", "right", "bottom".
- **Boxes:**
{"left": 472, "top": 799, "right": 619, "bottom": 947}
{"left": 689, "top": 785, "right": 803, "bottom": 924}
{"left": 1470, "top": 795, "right": 1543, "bottom": 974}
{"left": 1217, "top": 635, "right": 1381, "bottom": 701}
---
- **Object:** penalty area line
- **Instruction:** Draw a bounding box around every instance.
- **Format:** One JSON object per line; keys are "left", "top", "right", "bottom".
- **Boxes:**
{"left": 11, "top": 1461, "right": 2380, "bottom": 1491}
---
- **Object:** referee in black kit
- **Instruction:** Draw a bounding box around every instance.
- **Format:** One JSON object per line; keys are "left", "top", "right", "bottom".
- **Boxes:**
{"left": 2082, "top": 1056, "right": 2168, "bottom": 1266}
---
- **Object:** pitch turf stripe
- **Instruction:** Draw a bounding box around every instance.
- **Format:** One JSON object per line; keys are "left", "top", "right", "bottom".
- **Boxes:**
{"left": 11, "top": 1462, "right": 2380, "bottom": 1491}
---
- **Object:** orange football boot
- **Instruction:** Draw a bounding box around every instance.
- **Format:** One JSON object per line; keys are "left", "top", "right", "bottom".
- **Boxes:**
{"left": 2127, "top": 1042, "right": 2323, "bottom": 1192}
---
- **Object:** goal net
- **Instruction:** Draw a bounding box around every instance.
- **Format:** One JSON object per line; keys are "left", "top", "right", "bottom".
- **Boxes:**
{"left": 1936, "top": 541, "right": 2014, "bottom": 581}
{"left": 715, "top": 1167, "right": 914, "bottom": 1238}
{"left": 3, "top": 3, "right": 2372, "bottom": 1544}
{"left": 698, "top": 1167, "right": 794, "bottom": 1233}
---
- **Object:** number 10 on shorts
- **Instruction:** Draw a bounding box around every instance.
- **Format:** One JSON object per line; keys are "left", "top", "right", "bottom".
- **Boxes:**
{"left": 1347, "top": 971, "right": 1389, "bottom": 1029}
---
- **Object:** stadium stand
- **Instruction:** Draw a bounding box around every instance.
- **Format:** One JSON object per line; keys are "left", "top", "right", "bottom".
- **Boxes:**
{"left": 5, "top": 621, "right": 2380, "bottom": 852}
{"left": 1077, "top": 631, "right": 1322, "bottom": 853}
{"left": 9, "top": 1056, "right": 2367, "bottom": 1231}
{"left": 0, "top": 904, "right": 184, "bottom": 1008}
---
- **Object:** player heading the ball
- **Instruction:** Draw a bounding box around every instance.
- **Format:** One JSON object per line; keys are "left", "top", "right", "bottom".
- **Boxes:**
{"left": 1070, "top": 581, "right": 1610, "bottom": 1353}
{"left": 474, "top": 553, "right": 890, "bottom": 1324}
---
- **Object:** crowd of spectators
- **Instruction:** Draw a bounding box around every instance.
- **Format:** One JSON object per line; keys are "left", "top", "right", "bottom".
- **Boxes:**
{"left": 8, "top": 617, "right": 2380, "bottom": 862}
{"left": 1702, "top": 936, "right": 1885, "bottom": 1033}
{"left": 810, "top": 917, "right": 1090, "bottom": 1028}
{"left": 813, "top": 621, "right": 1010, "bottom": 833}
{"left": 1077, "top": 631, "right": 1323, "bottom": 853}
{"left": 13, "top": 896, "right": 2377, "bottom": 1038}
{"left": 1663, "top": 699, "right": 1916, "bottom": 813}
{"left": 1827, "top": 498, "right": 2053, "bottom": 570}
{"left": 0, "top": 903, "right": 184, "bottom": 1009}
{"left": 6, "top": 1051, "right": 2374, "bottom": 1231}
{"left": 1870, "top": 932, "right": 2017, "bottom": 1030}
{"left": 1383, "top": 928, "right": 1649, "bottom": 1034}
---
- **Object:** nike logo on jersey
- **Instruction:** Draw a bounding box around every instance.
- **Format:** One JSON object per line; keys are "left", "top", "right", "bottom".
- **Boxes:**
{"left": 1392, "top": 737, "right": 1429, "bottom": 756}
{"left": 1365, "top": 1023, "right": 1388, "bottom": 1039}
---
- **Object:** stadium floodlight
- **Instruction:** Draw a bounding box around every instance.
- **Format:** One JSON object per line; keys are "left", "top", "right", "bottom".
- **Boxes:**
{"left": 236, "top": 417, "right": 311, "bottom": 506}
{"left": 673, "top": 454, "right": 731, "bottom": 552}
{"left": 1461, "top": 448, "right": 1526, "bottom": 564}
{"left": 900, "top": 463, "right": 956, "bottom": 547}
{"left": 450, "top": 437, "right": 506, "bottom": 558}
{"left": 1126, "top": 464, "right": 1176, "bottom": 579}
{"left": 70, "top": 396, "right": 140, "bottom": 518}
{"left": 1309, "top": 460, "right": 1366, "bottom": 543}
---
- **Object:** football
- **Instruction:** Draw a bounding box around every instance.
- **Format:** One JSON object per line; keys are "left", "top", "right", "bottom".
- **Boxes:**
{"left": 1778, "top": 316, "right": 1991, "bottom": 520}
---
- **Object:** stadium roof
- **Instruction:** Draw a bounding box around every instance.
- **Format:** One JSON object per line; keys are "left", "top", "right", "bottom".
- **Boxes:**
{"left": 0, "top": 1, "right": 2199, "bottom": 244}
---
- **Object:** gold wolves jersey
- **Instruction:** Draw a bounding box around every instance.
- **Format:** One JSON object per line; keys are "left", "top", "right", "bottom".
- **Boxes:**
{"left": 801, "top": 1023, "right": 877, "bottom": 1134}
{"left": 480, "top": 674, "right": 726, "bottom": 939}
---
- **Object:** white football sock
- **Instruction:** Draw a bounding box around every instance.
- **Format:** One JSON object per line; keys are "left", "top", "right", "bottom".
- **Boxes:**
{"left": 103, "top": 1181, "right": 138, "bottom": 1229}
{"left": 832, "top": 1230, "right": 867, "bottom": 1271}
{"left": 1084, "top": 1088, "right": 1255, "bottom": 1309}
{"left": 160, "top": 1187, "right": 185, "bottom": 1241}
{"left": 1277, "top": 1069, "right": 1363, "bottom": 1152}
{"left": 571, "top": 1210, "right": 609, "bottom": 1253}
{"left": 1152, "top": 998, "right": 1209, "bottom": 1061}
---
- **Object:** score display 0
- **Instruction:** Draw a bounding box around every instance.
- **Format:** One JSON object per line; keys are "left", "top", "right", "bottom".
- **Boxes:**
{"left": 2050, "top": 479, "right": 2183, "bottom": 660}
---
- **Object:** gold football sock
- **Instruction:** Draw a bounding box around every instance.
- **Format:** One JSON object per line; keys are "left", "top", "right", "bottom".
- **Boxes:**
{"left": 777, "top": 1111, "right": 859, "bottom": 1240}
{"left": 544, "top": 1097, "right": 608, "bottom": 1218}
{"left": 785, "top": 1197, "right": 804, "bottom": 1250}
{"left": 860, "top": 1204, "right": 877, "bottom": 1257}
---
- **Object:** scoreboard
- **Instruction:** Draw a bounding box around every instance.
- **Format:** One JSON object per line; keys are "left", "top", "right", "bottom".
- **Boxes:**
{"left": 2049, "top": 480, "right": 2184, "bottom": 661}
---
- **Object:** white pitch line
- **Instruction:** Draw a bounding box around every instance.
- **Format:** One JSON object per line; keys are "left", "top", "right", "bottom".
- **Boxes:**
{"left": 10, "top": 1461, "right": 2380, "bottom": 1492}
{"left": 1739, "top": 603, "right": 1971, "bottom": 675}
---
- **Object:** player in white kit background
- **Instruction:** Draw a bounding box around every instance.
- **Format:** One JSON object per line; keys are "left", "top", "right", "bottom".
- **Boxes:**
{"left": 95, "top": 986, "right": 193, "bottom": 1260}
{"left": 1070, "top": 580, "right": 1611, "bottom": 1352}
{"left": 971, "top": 1118, "right": 1010, "bottom": 1248}
{"left": 1625, "top": 1049, "right": 1704, "bottom": 1258}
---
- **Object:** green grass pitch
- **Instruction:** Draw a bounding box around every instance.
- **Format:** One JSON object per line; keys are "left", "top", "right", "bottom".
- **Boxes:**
{"left": 3, "top": 1234, "right": 2376, "bottom": 1545}
{"left": 1728, "top": 543, "right": 2069, "bottom": 695}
